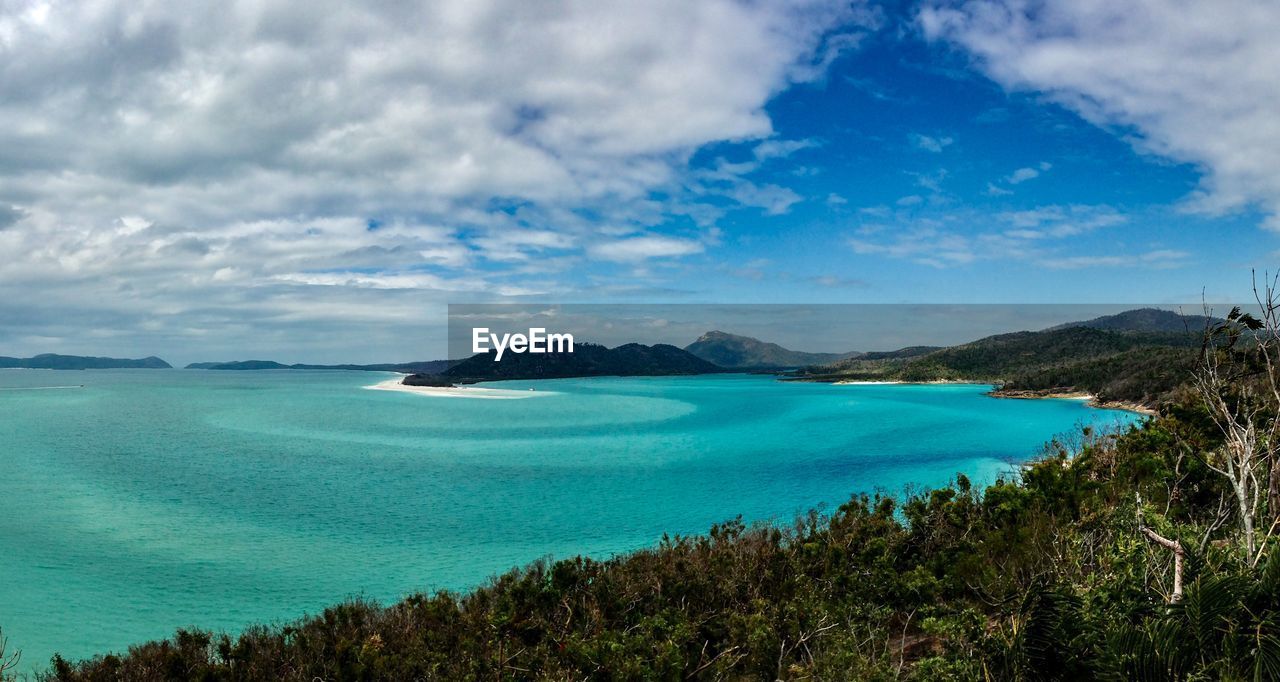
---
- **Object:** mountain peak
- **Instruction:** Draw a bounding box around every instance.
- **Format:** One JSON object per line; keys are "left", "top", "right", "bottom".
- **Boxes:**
{"left": 685, "top": 331, "right": 859, "bottom": 369}
{"left": 694, "top": 330, "right": 735, "bottom": 343}
{"left": 1049, "top": 308, "right": 1218, "bottom": 334}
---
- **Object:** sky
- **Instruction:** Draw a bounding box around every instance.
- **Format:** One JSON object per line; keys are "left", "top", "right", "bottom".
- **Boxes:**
{"left": 1, "top": 0, "right": 1278, "bottom": 363}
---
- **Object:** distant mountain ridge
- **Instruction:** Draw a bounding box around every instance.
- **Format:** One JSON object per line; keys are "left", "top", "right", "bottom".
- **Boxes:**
{"left": 684, "top": 330, "right": 860, "bottom": 368}
{"left": 406, "top": 342, "right": 723, "bottom": 384}
{"left": 1048, "top": 307, "right": 1219, "bottom": 333}
{"left": 799, "top": 313, "right": 1204, "bottom": 406}
{"left": 187, "top": 359, "right": 454, "bottom": 373}
{"left": 0, "top": 353, "right": 171, "bottom": 370}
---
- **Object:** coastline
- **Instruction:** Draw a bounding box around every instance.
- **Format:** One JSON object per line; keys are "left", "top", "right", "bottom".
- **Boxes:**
{"left": 827, "top": 379, "right": 1159, "bottom": 417}
{"left": 364, "top": 377, "right": 549, "bottom": 399}
{"left": 989, "top": 388, "right": 1158, "bottom": 417}
{"left": 831, "top": 379, "right": 984, "bottom": 386}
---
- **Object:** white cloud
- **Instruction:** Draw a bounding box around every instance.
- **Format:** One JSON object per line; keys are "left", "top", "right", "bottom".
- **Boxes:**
{"left": 588, "top": 235, "right": 705, "bottom": 262}
{"left": 999, "top": 204, "right": 1124, "bottom": 237}
{"left": 753, "top": 138, "right": 820, "bottom": 160}
{"left": 920, "top": 1, "right": 1280, "bottom": 229}
{"left": 987, "top": 161, "right": 1052, "bottom": 193}
{"left": 726, "top": 182, "right": 804, "bottom": 215}
{"left": 811, "top": 274, "right": 869, "bottom": 288}
{"left": 848, "top": 222, "right": 981, "bottom": 268}
{"left": 0, "top": 0, "right": 872, "bottom": 360}
{"left": 910, "top": 133, "right": 954, "bottom": 152}
{"left": 847, "top": 204, "right": 1129, "bottom": 268}
{"left": 1038, "top": 249, "right": 1190, "bottom": 270}
{"left": 1006, "top": 165, "right": 1041, "bottom": 184}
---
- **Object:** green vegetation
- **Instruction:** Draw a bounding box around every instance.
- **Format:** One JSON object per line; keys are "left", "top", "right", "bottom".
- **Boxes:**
{"left": 1044, "top": 307, "right": 1216, "bottom": 334}
{"left": 998, "top": 346, "right": 1197, "bottom": 405}
{"left": 801, "top": 325, "right": 1201, "bottom": 407}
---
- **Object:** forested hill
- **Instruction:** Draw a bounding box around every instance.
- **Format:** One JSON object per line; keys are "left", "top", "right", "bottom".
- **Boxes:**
{"left": 800, "top": 326, "right": 1199, "bottom": 405}
{"left": 419, "top": 342, "right": 723, "bottom": 383}
{"left": 1047, "top": 307, "right": 1219, "bottom": 333}
{"left": 889, "top": 327, "right": 1196, "bottom": 381}
{"left": 0, "top": 353, "right": 171, "bottom": 369}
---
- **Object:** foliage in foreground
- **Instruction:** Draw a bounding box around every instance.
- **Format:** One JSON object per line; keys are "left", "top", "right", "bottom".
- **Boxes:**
{"left": 36, "top": 395, "right": 1280, "bottom": 681}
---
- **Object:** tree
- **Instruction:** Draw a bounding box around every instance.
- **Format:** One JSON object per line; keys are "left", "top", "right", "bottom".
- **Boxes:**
{"left": 1191, "top": 272, "right": 1279, "bottom": 564}
{"left": 0, "top": 629, "right": 20, "bottom": 682}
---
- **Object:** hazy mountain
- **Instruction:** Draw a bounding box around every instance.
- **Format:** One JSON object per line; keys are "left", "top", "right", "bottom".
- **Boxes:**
{"left": 832, "top": 346, "right": 941, "bottom": 364}
{"left": 1048, "top": 307, "right": 1219, "bottom": 334}
{"left": 415, "top": 342, "right": 723, "bottom": 383}
{"left": 187, "top": 360, "right": 454, "bottom": 373}
{"left": 684, "top": 331, "right": 860, "bottom": 368}
{"left": 0, "top": 354, "right": 171, "bottom": 369}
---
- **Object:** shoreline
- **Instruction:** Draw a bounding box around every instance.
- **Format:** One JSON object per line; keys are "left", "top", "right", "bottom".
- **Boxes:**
{"left": 363, "top": 377, "right": 549, "bottom": 399}
{"left": 989, "top": 388, "right": 1158, "bottom": 417}
{"left": 827, "top": 379, "right": 1159, "bottom": 417}
{"left": 831, "top": 379, "right": 985, "bottom": 386}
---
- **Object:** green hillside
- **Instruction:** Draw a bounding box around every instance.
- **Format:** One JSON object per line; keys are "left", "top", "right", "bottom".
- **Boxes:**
{"left": 798, "top": 326, "right": 1199, "bottom": 406}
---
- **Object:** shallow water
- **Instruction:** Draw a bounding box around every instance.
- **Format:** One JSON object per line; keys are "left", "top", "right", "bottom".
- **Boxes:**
{"left": 0, "top": 369, "right": 1138, "bottom": 668}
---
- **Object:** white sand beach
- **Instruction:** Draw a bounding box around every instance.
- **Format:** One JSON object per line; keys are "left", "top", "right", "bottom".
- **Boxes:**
{"left": 364, "top": 377, "right": 550, "bottom": 399}
{"left": 832, "top": 380, "right": 904, "bottom": 385}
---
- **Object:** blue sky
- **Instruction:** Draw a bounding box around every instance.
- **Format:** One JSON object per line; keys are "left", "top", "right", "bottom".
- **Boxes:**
{"left": 602, "top": 9, "right": 1265, "bottom": 305}
{"left": 452, "top": 2, "right": 1273, "bottom": 307}
{"left": 0, "top": 1, "right": 1276, "bottom": 362}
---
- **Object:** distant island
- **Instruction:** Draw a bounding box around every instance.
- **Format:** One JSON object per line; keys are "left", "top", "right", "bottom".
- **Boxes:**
{"left": 405, "top": 342, "right": 722, "bottom": 385}
{"left": 0, "top": 354, "right": 171, "bottom": 370}
{"left": 683, "top": 330, "right": 860, "bottom": 368}
{"left": 187, "top": 359, "right": 454, "bottom": 373}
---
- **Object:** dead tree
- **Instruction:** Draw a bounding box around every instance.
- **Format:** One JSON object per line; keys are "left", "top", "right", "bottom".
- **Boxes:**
{"left": 1137, "top": 493, "right": 1184, "bottom": 602}
{"left": 1191, "top": 275, "right": 1278, "bottom": 564}
{"left": 1252, "top": 274, "right": 1280, "bottom": 527}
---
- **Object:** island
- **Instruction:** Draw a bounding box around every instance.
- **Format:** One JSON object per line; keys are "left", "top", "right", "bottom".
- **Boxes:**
{"left": 0, "top": 354, "right": 171, "bottom": 370}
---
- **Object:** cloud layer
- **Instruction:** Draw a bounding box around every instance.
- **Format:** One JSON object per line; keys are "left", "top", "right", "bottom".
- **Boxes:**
{"left": 0, "top": 0, "right": 869, "bottom": 360}
{"left": 920, "top": 0, "right": 1280, "bottom": 229}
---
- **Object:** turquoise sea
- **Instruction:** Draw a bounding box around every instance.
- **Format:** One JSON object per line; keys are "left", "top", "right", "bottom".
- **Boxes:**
{"left": 0, "top": 370, "right": 1139, "bottom": 669}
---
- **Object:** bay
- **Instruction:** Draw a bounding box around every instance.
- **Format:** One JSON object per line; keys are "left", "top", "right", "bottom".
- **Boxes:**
{"left": 0, "top": 370, "right": 1137, "bottom": 668}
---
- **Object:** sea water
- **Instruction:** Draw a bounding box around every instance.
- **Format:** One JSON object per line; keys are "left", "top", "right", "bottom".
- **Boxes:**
{"left": 0, "top": 370, "right": 1138, "bottom": 669}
